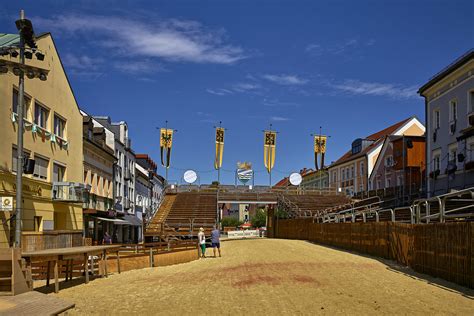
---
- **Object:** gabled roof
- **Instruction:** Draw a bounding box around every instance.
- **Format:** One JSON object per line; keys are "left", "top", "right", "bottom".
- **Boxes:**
{"left": 331, "top": 117, "right": 414, "bottom": 167}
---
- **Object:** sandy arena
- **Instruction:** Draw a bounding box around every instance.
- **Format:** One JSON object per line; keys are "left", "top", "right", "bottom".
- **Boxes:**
{"left": 52, "top": 239, "right": 474, "bottom": 315}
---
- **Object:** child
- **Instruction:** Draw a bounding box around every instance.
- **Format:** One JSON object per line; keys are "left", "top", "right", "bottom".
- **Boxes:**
{"left": 198, "top": 227, "right": 206, "bottom": 258}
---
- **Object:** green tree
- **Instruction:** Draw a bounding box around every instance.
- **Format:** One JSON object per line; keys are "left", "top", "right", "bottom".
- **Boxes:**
{"left": 251, "top": 209, "right": 267, "bottom": 228}
{"left": 221, "top": 217, "right": 243, "bottom": 228}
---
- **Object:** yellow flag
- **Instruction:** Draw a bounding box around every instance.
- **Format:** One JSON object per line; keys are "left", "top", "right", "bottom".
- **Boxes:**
{"left": 214, "top": 127, "right": 224, "bottom": 170}
{"left": 264, "top": 131, "right": 276, "bottom": 173}
{"left": 160, "top": 128, "right": 174, "bottom": 168}
{"left": 314, "top": 135, "right": 327, "bottom": 153}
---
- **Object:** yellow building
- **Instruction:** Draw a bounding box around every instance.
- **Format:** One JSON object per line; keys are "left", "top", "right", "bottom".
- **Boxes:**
{"left": 0, "top": 33, "right": 84, "bottom": 248}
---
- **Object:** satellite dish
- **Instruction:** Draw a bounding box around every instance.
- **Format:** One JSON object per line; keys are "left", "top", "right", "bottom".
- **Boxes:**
{"left": 289, "top": 172, "right": 302, "bottom": 186}
{"left": 183, "top": 170, "right": 198, "bottom": 184}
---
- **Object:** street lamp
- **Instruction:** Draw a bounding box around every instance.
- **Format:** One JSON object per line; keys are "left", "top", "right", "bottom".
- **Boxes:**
{"left": 0, "top": 10, "right": 48, "bottom": 247}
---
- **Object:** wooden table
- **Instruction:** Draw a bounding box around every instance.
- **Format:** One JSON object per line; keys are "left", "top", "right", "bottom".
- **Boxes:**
{"left": 22, "top": 245, "right": 121, "bottom": 293}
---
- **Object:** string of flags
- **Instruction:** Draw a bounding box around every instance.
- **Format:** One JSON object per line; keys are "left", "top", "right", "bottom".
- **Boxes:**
{"left": 11, "top": 112, "right": 69, "bottom": 150}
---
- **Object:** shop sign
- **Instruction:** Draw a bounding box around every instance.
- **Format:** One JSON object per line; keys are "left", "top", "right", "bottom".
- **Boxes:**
{"left": 0, "top": 197, "right": 13, "bottom": 211}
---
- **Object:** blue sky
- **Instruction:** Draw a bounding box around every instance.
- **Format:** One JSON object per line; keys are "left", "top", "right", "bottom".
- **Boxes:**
{"left": 1, "top": 1, "right": 473, "bottom": 185}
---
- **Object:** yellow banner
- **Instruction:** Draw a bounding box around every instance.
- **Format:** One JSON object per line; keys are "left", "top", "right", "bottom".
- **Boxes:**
{"left": 264, "top": 131, "right": 276, "bottom": 173}
{"left": 160, "top": 128, "right": 174, "bottom": 168}
{"left": 314, "top": 135, "right": 327, "bottom": 154}
{"left": 160, "top": 128, "right": 173, "bottom": 148}
{"left": 214, "top": 127, "right": 225, "bottom": 170}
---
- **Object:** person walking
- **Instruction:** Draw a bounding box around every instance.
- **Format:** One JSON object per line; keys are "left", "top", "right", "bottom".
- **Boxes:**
{"left": 211, "top": 225, "right": 221, "bottom": 258}
{"left": 198, "top": 227, "right": 206, "bottom": 258}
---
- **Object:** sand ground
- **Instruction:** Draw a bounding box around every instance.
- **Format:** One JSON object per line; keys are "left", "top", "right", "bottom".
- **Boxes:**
{"left": 52, "top": 238, "right": 474, "bottom": 315}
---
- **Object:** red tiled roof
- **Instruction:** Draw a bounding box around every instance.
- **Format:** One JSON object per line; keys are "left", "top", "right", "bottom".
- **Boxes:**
{"left": 331, "top": 117, "right": 413, "bottom": 167}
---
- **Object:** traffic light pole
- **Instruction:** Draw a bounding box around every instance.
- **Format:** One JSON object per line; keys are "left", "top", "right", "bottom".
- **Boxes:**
{"left": 14, "top": 10, "right": 26, "bottom": 247}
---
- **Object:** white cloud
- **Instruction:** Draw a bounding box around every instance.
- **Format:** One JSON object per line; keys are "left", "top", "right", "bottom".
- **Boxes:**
{"left": 62, "top": 53, "right": 103, "bottom": 70}
{"left": 206, "top": 89, "right": 230, "bottom": 96}
{"left": 232, "top": 82, "right": 260, "bottom": 92}
{"left": 270, "top": 116, "right": 290, "bottom": 121}
{"left": 114, "top": 60, "right": 164, "bottom": 74}
{"left": 262, "top": 74, "right": 308, "bottom": 85}
{"left": 331, "top": 79, "right": 418, "bottom": 99}
{"left": 306, "top": 38, "right": 376, "bottom": 56}
{"left": 35, "top": 14, "right": 246, "bottom": 64}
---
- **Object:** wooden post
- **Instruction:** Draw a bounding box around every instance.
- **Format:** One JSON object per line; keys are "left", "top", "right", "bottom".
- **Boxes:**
{"left": 46, "top": 261, "right": 50, "bottom": 287}
{"left": 116, "top": 250, "right": 121, "bottom": 274}
{"left": 149, "top": 248, "right": 154, "bottom": 267}
{"left": 103, "top": 250, "right": 108, "bottom": 278}
{"left": 84, "top": 253, "right": 89, "bottom": 284}
{"left": 54, "top": 259, "right": 59, "bottom": 293}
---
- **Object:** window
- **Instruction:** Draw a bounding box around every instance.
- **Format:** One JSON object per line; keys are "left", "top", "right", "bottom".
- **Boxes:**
{"left": 34, "top": 102, "right": 49, "bottom": 129}
{"left": 333, "top": 171, "right": 337, "bottom": 183}
{"left": 449, "top": 100, "right": 457, "bottom": 122}
{"left": 341, "top": 169, "right": 345, "bottom": 181}
{"left": 54, "top": 115, "right": 66, "bottom": 138}
{"left": 433, "top": 155, "right": 440, "bottom": 171}
{"left": 12, "top": 89, "right": 31, "bottom": 119}
{"left": 385, "top": 177, "right": 391, "bottom": 188}
{"left": 11, "top": 146, "right": 30, "bottom": 172}
{"left": 360, "top": 162, "right": 365, "bottom": 175}
{"left": 470, "top": 90, "right": 474, "bottom": 113}
{"left": 351, "top": 166, "right": 354, "bottom": 178}
{"left": 53, "top": 163, "right": 66, "bottom": 182}
{"left": 33, "top": 156, "right": 49, "bottom": 180}
{"left": 385, "top": 155, "right": 394, "bottom": 167}
{"left": 433, "top": 109, "right": 440, "bottom": 129}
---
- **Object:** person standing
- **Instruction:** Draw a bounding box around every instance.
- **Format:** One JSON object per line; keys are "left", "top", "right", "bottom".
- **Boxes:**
{"left": 198, "top": 227, "right": 206, "bottom": 258}
{"left": 211, "top": 225, "right": 221, "bottom": 258}
{"left": 103, "top": 231, "right": 112, "bottom": 245}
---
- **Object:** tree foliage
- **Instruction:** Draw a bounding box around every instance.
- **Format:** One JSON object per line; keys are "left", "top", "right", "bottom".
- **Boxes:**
{"left": 221, "top": 216, "right": 243, "bottom": 228}
{"left": 251, "top": 209, "right": 267, "bottom": 228}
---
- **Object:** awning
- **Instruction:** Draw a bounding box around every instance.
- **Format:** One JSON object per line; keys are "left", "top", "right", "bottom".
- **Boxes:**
{"left": 95, "top": 217, "right": 129, "bottom": 225}
{"left": 122, "top": 214, "right": 143, "bottom": 226}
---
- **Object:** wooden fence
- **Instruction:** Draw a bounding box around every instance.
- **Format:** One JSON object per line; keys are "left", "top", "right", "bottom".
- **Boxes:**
{"left": 273, "top": 219, "right": 473, "bottom": 289}
{"left": 21, "top": 231, "right": 84, "bottom": 252}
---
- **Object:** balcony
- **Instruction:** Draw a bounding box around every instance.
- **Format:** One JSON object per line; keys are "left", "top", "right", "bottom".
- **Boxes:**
{"left": 52, "top": 182, "right": 90, "bottom": 202}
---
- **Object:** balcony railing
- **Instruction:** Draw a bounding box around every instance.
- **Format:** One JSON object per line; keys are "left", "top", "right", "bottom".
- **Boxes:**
{"left": 52, "top": 182, "right": 90, "bottom": 202}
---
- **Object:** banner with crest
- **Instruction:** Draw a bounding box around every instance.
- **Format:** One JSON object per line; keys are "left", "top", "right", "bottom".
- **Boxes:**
{"left": 214, "top": 127, "right": 225, "bottom": 170}
{"left": 160, "top": 128, "right": 174, "bottom": 168}
{"left": 264, "top": 131, "right": 277, "bottom": 174}
{"left": 314, "top": 135, "right": 327, "bottom": 170}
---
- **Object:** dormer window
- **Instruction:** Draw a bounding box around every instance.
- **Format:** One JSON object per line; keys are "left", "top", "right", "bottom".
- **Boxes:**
{"left": 352, "top": 138, "right": 362, "bottom": 155}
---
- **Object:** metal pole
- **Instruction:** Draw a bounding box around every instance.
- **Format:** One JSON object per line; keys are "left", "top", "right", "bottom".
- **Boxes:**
{"left": 402, "top": 135, "right": 405, "bottom": 205}
{"left": 14, "top": 10, "right": 26, "bottom": 248}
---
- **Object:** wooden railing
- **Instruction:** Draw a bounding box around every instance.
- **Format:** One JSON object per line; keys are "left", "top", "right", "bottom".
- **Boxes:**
{"left": 21, "top": 230, "right": 84, "bottom": 252}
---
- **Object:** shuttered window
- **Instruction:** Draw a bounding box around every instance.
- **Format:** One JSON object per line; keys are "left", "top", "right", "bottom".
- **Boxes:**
{"left": 12, "top": 89, "right": 31, "bottom": 118}
{"left": 53, "top": 163, "right": 66, "bottom": 182}
{"left": 34, "top": 156, "right": 49, "bottom": 180}
{"left": 12, "top": 146, "right": 30, "bottom": 172}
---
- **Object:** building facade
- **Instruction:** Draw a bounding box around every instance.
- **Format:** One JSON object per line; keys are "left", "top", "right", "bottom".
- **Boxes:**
{"left": 92, "top": 117, "right": 140, "bottom": 243}
{"left": 0, "top": 33, "right": 84, "bottom": 247}
{"left": 419, "top": 50, "right": 474, "bottom": 196}
{"left": 301, "top": 169, "right": 329, "bottom": 189}
{"left": 328, "top": 117, "right": 425, "bottom": 196}
{"left": 82, "top": 114, "right": 120, "bottom": 244}
{"left": 369, "top": 135, "right": 426, "bottom": 199}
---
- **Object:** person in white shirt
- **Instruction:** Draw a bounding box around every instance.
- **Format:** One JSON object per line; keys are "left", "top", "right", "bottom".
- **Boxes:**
{"left": 198, "top": 227, "right": 206, "bottom": 258}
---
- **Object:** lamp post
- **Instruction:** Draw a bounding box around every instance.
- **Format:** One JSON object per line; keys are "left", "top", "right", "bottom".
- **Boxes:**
{"left": 1, "top": 10, "right": 48, "bottom": 247}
